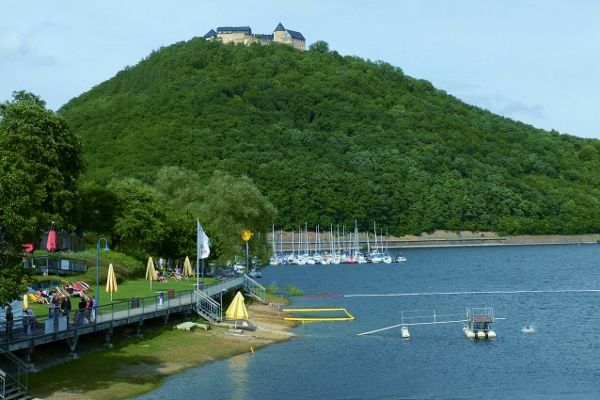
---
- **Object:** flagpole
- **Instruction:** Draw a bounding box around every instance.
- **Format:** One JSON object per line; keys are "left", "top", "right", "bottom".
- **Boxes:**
{"left": 196, "top": 219, "right": 200, "bottom": 291}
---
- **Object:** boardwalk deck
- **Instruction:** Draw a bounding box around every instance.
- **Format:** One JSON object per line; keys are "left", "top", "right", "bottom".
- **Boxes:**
{"left": 1, "top": 274, "right": 265, "bottom": 353}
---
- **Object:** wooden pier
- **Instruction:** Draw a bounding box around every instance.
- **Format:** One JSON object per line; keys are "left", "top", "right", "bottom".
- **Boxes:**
{"left": 0, "top": 274, "right": 265, "bottom": 399}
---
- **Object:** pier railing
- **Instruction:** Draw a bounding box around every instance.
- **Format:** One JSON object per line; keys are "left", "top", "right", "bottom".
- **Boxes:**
{"left": 2, "top": 274, "right": 262, "bottom": 351}
{"left": 0, "top": 351, "right": 28, "bottom": 396}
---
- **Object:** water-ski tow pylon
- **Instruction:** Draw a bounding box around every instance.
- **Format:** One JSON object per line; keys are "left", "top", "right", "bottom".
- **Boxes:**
{"left": 357, "top": 305, "right": 504, "bottom": 339}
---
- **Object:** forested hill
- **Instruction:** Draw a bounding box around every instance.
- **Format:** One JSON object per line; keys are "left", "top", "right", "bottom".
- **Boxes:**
{"left": 60, "top": 39, "right": 600, "bottom": 235}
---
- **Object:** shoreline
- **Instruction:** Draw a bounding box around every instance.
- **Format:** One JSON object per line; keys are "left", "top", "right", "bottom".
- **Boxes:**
{"left": 28, "top": 302, "right": 295, "bottom": 400}
{"left": 270, "top": 230, "right": 600, "bottom": 251}
{"left": 390, "top": 232, "right": 600, "bottom": 248}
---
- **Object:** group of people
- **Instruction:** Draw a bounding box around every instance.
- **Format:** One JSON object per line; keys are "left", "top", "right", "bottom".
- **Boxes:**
{"left": 3, "top": 291, "right": 99, "bottom": 342}
{"left": 76, "top": 295, "right": 97, "bottom": 325}
{"left": 3, "top": 305, "right": 37, "bottom": 340}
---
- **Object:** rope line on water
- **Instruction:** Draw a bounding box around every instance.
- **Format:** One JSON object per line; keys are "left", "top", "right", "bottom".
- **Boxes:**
{"left": 344, "top": 289, "right": 600, "bottom": 298}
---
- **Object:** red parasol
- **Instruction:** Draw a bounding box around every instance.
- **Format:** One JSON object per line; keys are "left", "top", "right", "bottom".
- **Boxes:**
{"left": 46, "top": 223, "right": 57, "bottom": 252}
{"left": 22, "top": 243, "right": 34, "bottom": 253}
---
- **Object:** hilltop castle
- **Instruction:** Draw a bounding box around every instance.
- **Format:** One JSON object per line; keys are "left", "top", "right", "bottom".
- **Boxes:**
{"left": 203, "top": 22, "right": 306, "bottom": 50}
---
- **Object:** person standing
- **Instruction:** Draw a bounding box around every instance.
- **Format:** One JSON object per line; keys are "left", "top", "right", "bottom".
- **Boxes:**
{"left": 91, "top": 295, "right": 97, "bottom": 322}
{"left": 61, "top": 296, "right": 72, "bottom": 325}
{"left": 77, "top": 296, "right": 86, "bottom": 325}
{"left": 28, "top": 308, "right": 36, "bottom": 336}
{"left": 22, "top": 308, "right": 30, "bottom": 335}
{"left": 5, "top": 305, "right": 13, "bottom": 341}
{"left": 85, "top": 296, "right": 92, "bottom": 324}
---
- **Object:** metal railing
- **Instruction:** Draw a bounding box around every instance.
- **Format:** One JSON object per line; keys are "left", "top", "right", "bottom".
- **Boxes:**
{"left": 0, "top": 351, "right": 28, "bottom": 397}
{"left": 194, "top": 290, "right": 222, "bottom": 322}
{"left": 2, "top": 275, "right": 263, "bottom": 349}
{"left": 243, "top": 274, "right": 266, "bottom": 302}
{"left": 2, "top": 290, "right": 196, "bottom": 345}
{"left": 23, "top": 256, "right": 87, "bottom": 276}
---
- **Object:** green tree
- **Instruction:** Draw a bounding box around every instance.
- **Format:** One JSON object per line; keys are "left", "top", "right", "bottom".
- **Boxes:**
{"left": 309, "top": 40, "right": 329, "bottom": 53}
{"left": 107, "top": 178, "right": 168, "bottom": 258}
{"left": 0, "top": 91, "right": 84, "bottom": 303}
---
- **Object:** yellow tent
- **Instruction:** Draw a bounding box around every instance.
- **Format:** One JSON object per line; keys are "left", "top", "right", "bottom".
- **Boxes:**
{"left": 183, "top": 256, "right": 193, "bottom": 278}
{"left": 225, "top": 291, "right": 248, "bottom": 320}
{"left": 146, "top": 257, "right": 157, "bottom": 290}
{"left": 106, "top": 263, "right": 118, "bottom": 302}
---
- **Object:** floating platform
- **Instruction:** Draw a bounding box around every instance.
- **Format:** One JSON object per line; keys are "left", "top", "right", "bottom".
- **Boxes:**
{"left": 358, "top": 305, "right": 504, "bottom": 339}
{"left": 282, "top": 307, "right": 355, "bottom": 322}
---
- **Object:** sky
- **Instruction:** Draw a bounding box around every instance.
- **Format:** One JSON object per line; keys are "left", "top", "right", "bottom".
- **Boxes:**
{"left": 2, "top": 1, "right": 599, "bottom": 139}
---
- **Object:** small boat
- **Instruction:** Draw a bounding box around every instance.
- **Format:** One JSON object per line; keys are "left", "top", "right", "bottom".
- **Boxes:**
{"left": 382, "top": 255, "right": 392, "bottom": 264}
{"left": 395, "top": 256, "right": 407, "bottom": 263}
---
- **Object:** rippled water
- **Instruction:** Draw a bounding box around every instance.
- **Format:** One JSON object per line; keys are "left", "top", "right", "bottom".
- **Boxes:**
{"left": 134, "top": 244, "right": 600, "bottom": 399}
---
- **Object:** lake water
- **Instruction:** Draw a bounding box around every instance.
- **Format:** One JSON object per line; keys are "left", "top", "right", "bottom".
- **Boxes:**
{"left": 134, "top": 244, "right": 600, "bottom": 399}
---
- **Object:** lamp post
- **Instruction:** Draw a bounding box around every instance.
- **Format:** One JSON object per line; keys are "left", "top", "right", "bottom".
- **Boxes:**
{"left": 241, "top": 229, "right": 253, "bottom": 274}
{"left": 96, "top": 237, "right": 110, "bottom": 306}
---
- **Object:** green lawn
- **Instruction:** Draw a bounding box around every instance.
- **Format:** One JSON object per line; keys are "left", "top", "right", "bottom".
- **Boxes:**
{"left": 29, "top": 275, "right": 216, "bottom": 319}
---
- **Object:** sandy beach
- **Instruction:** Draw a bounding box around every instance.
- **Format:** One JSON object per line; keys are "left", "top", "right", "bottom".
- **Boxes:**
{"left": 29, "top": 302, "right": 295, "bottom": 400}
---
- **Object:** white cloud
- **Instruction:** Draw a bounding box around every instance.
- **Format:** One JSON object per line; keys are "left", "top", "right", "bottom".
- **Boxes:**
{"left": 0, "top": 28, "right": 57, "bottom": 66}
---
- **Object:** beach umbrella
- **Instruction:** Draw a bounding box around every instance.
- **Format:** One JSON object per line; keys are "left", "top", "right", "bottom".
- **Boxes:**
{"left": 145, "top": 257, "right": 157, "bottom": 290}
{"left": 46, "top": 223, "right": 57, "bottom": 252}
{"left": 183, "top": 256, "right": 193, "bottom": 279}
{"left": 106, "top": 263, "right": 118, "bottom": 302}
{"left": 23, "top": 294, "right": 28, "bottom": 310}
{"left": 225, "top": 291, "right": 249, "bottom": 321}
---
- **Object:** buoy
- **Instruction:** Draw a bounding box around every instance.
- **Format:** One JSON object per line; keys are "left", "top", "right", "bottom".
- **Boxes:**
{"left": 464, "top": 328, "right": 475, "bottom": 339}
{"left": 487, "top": 330, "right": 496, "bottom": 339}
{"left": 476, "top": 331, "right": 486, "bottom": 339}
{"left": 401, "top": 326, "right": 410, "bottom": 339}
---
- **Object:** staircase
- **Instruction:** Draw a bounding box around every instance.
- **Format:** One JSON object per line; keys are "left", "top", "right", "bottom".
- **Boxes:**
{"left": 243, "top": 274, "right": 266, "bottom": 302}
{"left": 0, "top": 352, "right": 30, "bottom": 400}
{"left": 193, "top": 274, "right": 266, "bottom": 323}
{"left": 194, "top": 289, "right": 222, "bottom": 322}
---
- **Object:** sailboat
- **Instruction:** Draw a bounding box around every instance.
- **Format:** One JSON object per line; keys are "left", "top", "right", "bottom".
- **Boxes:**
{"left": 370, "top": 222, "right": 384, "bottom": 263}
{"left": 269, "top": 224, "right": 279, "bottom": 265}
{"left": 382, "top": 227, "right": 393, "bottom": 264}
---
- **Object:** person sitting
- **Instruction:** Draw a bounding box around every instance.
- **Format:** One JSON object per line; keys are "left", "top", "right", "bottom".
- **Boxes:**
{"left": 157, "top": 271, "right": 168, "bottom": 283}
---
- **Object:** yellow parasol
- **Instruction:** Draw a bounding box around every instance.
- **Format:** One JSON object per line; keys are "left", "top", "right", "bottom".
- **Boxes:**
{"left": 23, "top": 294, "right": 29, "bottom": 310}
{"left": 183, "top": 256, "right": 193, "bottom": 279}
{"left": 225, "top": 291, "right": 249, "bottom": 321}
{"left": 106, "top": 263, "right": 118, "bottom": 302}
{"left": 146, "top": 257, "right": 157, "bottom": 290}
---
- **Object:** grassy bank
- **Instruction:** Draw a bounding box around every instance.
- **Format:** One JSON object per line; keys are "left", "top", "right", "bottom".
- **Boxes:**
{"left": 28, "top": 302, "right": 294, "bottom": 400}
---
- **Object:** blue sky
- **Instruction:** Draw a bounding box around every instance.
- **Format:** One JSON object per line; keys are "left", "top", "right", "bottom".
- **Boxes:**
{"left": 2, "top": 1, "right": 599, "bottom": 138}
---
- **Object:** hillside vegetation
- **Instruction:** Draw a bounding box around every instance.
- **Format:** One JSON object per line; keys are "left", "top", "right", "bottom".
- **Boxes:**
{"left": 60, "top": 39, "right": 600, "bottom": 235}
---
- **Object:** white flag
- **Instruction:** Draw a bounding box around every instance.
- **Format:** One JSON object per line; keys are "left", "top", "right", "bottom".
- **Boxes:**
{"left": 197, "top": 219, "right": 210, "bottom": 259}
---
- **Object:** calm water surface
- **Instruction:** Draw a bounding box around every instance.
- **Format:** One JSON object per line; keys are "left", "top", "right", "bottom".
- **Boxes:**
{"left": 134, "top": 245, "right": 600, "bottom": 399}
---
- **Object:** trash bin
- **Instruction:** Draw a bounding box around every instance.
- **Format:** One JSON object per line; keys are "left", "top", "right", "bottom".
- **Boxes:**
{"left": 158, "top": 292, "right": 164, "bottom": 306}
{"left": 131, "top": 297, "right": 140, "bottom": 308}
{"left": 168, "top": 288, "right": 175, "bottom": 300}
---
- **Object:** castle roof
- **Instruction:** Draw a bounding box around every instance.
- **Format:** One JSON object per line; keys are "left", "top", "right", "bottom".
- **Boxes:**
{"left": 286, "top": 29, "right": 305, "bottom": 41}
{"left": 258, "top": 34, "right": 274, "bottom": 41}
{"left": 274, "top": 22, "right": 285, "bottom": 32}
{"left": 203, "top": 29, "right": 217, "bottom": 39}
{"left": 217, "top": 26, "right": 252, "bottom": 34}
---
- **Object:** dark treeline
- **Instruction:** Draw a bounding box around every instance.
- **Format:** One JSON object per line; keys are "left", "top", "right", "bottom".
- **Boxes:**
{"left": 60, "top": 39, "right": 600, "bottom": 235}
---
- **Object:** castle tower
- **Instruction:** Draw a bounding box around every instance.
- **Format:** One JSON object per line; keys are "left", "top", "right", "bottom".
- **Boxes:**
{"left": 273, "top": 22, "right": 291, "bottom": 45}
{"left": 272, "top": 22, "right": 305, "bottom": 50}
